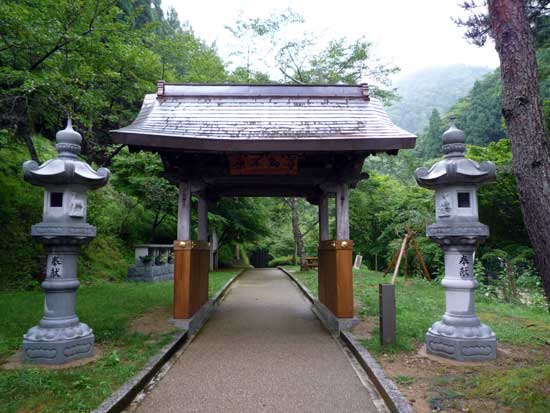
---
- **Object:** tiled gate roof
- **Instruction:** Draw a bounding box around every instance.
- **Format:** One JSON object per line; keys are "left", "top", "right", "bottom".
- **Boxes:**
{"left": 111, "top": 83, "right": 416, "bottom": 153}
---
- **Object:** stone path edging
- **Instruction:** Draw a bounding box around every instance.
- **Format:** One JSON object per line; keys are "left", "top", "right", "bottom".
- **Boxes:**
{"left": 92, "top": 268, "right": 247, "bottom": 413}
{"left": 278, "top": 266, "right": 413, "bottom": 413}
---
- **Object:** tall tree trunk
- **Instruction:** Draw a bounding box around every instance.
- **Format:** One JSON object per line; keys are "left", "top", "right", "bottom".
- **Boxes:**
{"left": 488, "top": 0, "right": 550, "bottom": 302}
{"left": 289, "top": 198, "right": 307, "bottom": 271}
{"left": 24, "top": 132, "right": 40, "bottom": 163}
{"left": 150, "top": 212, "right": 166, "bottom": 242}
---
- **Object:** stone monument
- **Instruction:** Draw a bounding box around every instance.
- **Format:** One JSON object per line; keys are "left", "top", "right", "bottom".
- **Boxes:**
{"left": 415, "top": 120, "right": 497, "bottom": 361}
{"left": 21, "top": 119, "right": 110, "bottom": 364}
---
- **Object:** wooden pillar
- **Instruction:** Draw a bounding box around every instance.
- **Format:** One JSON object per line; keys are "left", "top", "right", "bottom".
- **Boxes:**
{"left": 318, "top": 240, "right": 354, "bottom": 318}
{"left": 174, "top": 181, "right": 209, "bottom": 319}
{"left": 177, "top": 181, "right": 191, "bottom": 240}
{"left": 197, "top": 194, "right": 208, "bottom": 241}
{"left": 335, "top": 183, "right": 350, "bottom": 240}
{"left": 319, "top": 193, "right": 329, "bottom": 241}
{"left": 318, "top": 183, "right": 353, "bottom": 319}
{"left": 173, "top": 240, "right": 210, "bottom": 319}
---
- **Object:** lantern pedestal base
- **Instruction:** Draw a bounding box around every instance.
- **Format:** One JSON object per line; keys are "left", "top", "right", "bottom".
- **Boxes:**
{"left": 22, "top": 325, "right": 94, "bottom": 365}
{"left": 426, "top": 321, "right": 496, "bottom": 361}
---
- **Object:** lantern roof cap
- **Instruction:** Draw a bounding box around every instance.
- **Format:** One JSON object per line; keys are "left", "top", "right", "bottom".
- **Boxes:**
{"left": 23, "top": 119, "right": 110, "bottom": 188}
{"left": 415, "top": 121, "right": 495, "bottom": 188}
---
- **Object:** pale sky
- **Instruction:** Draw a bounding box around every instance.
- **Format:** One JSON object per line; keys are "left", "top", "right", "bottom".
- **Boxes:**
{"left": 163, "top": 0, "right": 499, "bottom": 80}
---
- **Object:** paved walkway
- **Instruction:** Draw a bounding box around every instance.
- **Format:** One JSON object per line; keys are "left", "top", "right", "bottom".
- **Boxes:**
{"left": 133, "top": 268, "right": 384, "bottom": 413}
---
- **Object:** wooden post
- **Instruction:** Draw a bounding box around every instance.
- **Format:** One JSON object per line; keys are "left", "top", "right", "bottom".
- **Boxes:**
{"left": 177, "top": 181, "right": 191, "bottom": 240}
{"left": 335, "top": 183, "right": 349, "bottom": 240}
{"left": 318, "top": 240, "right": 354, "bottom": 318}
{"left": 383, "top": 249, "right": 400, "bottom": 277}
{"left": 210, "top": 229, "right": 218, "bottom": 271}
{"left": 404, "top": 247, "right": 408, "bottom": 278}
{"left": 318, "top": 183, "right": 354, "bottom": 319}
{"left": 319, "top": 193, "right": 329, "bottom": 241}
{"left": 405, "top": 225, "right": 432, "bottom": 282}
{"left": 174, "top": 181, "right": 209, "bottom": 320}
{"left": 391, "top": 234, "right": 410, "bottom": 285}
{"left": 173, "top": 240, "right": 210, "bottom": 319}
{"left": 197, "top": 195, "right": 208, "bottom": 241}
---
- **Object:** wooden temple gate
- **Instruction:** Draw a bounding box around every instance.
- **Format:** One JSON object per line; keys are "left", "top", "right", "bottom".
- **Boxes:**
{"left": 112, "top": 83, "right": 415, "bottom": 322}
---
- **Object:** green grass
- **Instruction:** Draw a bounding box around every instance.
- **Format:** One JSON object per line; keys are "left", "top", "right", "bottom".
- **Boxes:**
{"left": 468, "top": 364, "right": 550, "bottom": 412}
{"left": 0, "top": 269, "right": 239, "bottom": 412}
{"left": 288, "top": 266, "right": 550, "bottom": 352}
{"left": 208, "top": 268, "right": 241, "bottom": 297}
{"left": 288, "top": 266, "right": 550, "bottom": 411}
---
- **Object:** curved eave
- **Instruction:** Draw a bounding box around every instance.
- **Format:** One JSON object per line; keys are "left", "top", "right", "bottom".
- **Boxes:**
{"left": 111, "top": 129, "right": 416, "bottom": 153}
{"left": 111, "top": 88, "right": 417, "bottom": 153}
{"left": 415, "top": 159, "right": 496, "bottom": 189}
{"left": 22, "top": 159, "right": 110, "bottom": 188}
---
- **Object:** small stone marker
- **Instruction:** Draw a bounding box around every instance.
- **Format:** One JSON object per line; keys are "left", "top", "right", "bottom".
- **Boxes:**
{"left": 379, "top": 284, "right": 396, "bottom": 345}
{"left": 353, "top": 254, "right": 363, "bottom": 269}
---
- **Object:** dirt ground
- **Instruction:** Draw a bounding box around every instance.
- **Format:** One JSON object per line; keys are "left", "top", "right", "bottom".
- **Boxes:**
{"left": 351, "top": 317, "right": 550, "bottom": 413}
{"left": 129, "top": 306, "right": 175, "bottom": 335}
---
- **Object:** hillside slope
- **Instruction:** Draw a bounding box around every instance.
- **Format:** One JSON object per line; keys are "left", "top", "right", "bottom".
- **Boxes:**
{"left": 388, "top": 65, "right": 492, "bottom": 134}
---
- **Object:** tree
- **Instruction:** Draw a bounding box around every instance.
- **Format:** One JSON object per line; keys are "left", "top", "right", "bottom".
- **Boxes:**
{"left": 225, "top": 10, "right": 399, "bottom": 102}
{"left": 468, "top": 139, "right": 530, "bottom": 248}
{"left": 0, "top": 0, "right": 164, "bottom": 164}
{"left": 460, "top": 0, "right": 550, "bottom": 301}
{"left": 111, "top": 150, "right": 178, "bottom": 241}
{"left": 225, "top": 10, "right": 400, "bottom": 266}
{"left": 0, "top": 1, "right": 227, "bottom": 166}
{"left": 209, "top": 197, "right": 271, "bottom": 253}
{"left": 155, "top": 7, "right": 226, "bottom": 83}
{"left": 448, "top": 70, "right": 506, "bottom": 146}
{"left": 417, "top": 109, "right": 444, "bottom": 158}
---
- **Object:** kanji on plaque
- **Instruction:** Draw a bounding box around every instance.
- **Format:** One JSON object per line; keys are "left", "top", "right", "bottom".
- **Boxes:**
{"left": 228, "top": 154, "right": 299, "bottom": 176}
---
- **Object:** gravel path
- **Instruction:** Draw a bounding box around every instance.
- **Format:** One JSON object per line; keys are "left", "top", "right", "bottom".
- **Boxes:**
{"left": 133, "top": 268, "right": 383, "bottom": 413}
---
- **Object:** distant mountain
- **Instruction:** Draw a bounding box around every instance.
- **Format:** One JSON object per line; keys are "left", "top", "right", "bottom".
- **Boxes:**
{"left": 387, "top": 65, "right": 492, "bottom": 134}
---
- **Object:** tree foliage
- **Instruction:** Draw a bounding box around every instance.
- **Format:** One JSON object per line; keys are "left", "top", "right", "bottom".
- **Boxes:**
{"left": 416, "top": 109, "right": 444, "bottom": 159}
{"left": 225, "top": 9, "right": 398, "bottom": 102}
{"left": 0, "top": 0, "right": 225, "bottom": 165}
{"left": 468, "top": 140, "right": 529, "bottom": 248}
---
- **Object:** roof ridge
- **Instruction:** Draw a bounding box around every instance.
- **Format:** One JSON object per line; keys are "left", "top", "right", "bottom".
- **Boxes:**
{"left": 156, "top": 81, "right": 370, "bottom": 100}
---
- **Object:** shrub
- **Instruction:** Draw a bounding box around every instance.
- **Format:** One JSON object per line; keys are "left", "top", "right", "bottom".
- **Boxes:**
{"left": 269, "top": 255, "right": 294, "bottom": 267}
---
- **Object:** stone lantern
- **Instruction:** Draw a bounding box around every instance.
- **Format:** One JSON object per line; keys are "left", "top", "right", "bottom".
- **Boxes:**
{"left": 21, "top": 119, "right": 110, "bottom": 364}
{"left": 415, "top": 120, "right": 497, "bottom": 361}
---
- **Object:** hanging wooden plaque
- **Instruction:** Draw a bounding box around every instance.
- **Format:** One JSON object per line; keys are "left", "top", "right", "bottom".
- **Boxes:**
{"left": 228, "top": 154, "right": 299, "bottom": 176}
